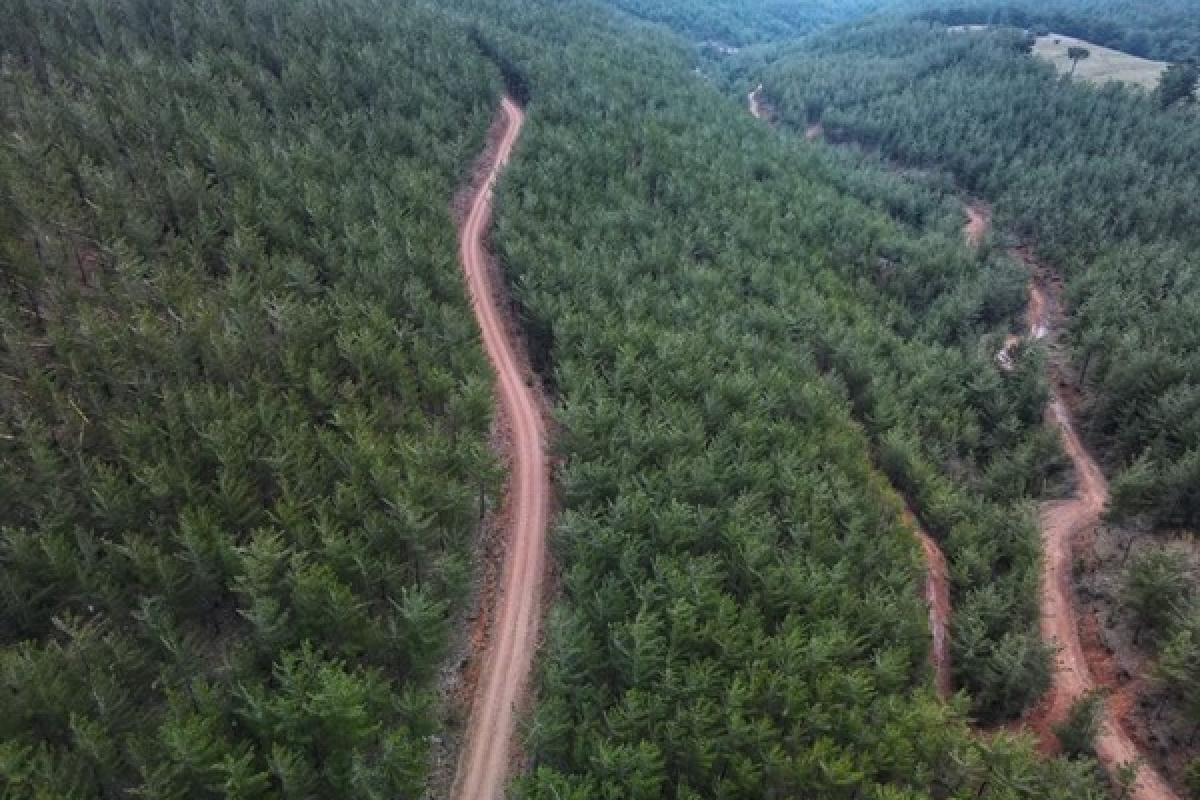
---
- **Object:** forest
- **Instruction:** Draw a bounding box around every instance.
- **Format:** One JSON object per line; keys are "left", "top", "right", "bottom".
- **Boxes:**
{"left": 760, "top": 20, "right": 1200, "bottom": 532}
{"left": 755, "top": 14, "right": 1200, "bottom": 793}
{"left": 444, "top": 0, "right": 1108, "bottom": 796}
{"left": 1, "top": 0, "right": 1196, "bottom": 797}
{"left": 0, "top": 0, "right": 502, "bottom": 795}
{"left": 585, "top": 0, "right": 892, "bottom": 47}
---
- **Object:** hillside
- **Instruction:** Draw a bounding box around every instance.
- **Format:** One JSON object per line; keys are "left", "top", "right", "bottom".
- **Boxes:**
{"left": 757, "top": 16, "right": 1200, "bottom": 791}
{"left": 0, "top": 0, "right": 501, "bottom": 795}
{"left": 2, "top": 0, "right": 1197, "bottom": 798}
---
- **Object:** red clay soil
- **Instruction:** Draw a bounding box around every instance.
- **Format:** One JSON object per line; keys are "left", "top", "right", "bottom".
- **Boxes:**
{"left": 976, "top": 220, "right": 1175, "bottom": 797}
{"left": 1017, "top": 258, "right": 1178, "bottom": 800}
{"left": 451, "top": 96, "right": 551, "bottom": 800}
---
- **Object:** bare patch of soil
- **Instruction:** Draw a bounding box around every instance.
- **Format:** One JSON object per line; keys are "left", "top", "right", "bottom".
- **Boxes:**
{"left": 748, "top": 85, "right": 773, "bottom": 124}
{"left": 1075, "top": 524, "right": 1200, "bottom": 791}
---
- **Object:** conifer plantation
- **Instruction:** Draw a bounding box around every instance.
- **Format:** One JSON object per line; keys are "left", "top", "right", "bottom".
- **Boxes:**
{"left": 1, "top": 1, "right": 501, "bottom": 794}
{"left": 1, "top": 0, "right": 1196, "bottom": 798}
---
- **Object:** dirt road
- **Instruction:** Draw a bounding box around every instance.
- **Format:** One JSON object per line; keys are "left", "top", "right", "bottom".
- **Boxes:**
{"left": 452, "top": 96, "right": 549, "bottom": 800}
{"left": 963, "top": 206, "right": 1173, "bottom": 796}
{"left": 745, "top": 97, "right": 1174, "bottom": 795}
{"left": 1027, "top": 275, "right": 1178, "bottom": 800}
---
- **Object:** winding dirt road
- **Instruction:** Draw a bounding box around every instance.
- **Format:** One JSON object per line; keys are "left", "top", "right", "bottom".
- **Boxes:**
{"left": 1025, "top": 273, "right": 1177, "bottom": 800}
{"left": 452, "top": 96, "right": 549, "bottom": 800}
{"left": 972, "top": 214, "right": 1174, "bottom": 798}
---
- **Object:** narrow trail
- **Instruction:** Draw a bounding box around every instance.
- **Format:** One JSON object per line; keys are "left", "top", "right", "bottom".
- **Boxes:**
{"left": 914, "top": 517, "right": 953, "bottom": 698}
{"left": 1019, "top": 262, "right": 1178, "bottom": 800}
{"left": 451, "top": 96, "right": 550, "bottom": 800}
{"left": 963, "top": 202, "right": 990, "bottom": 247}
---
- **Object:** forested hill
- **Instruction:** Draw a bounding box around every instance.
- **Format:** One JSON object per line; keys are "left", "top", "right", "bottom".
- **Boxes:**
{"left": 0, "top": 0, "right": 1180, "bottom": 797}
{"left": 589, "top": 0, "right": 1200, "bottom": 59}
{"left": 587, "top": 0, "right": 892, "bottom": 47}
{"left": 757, "top": 19, "right": 1200, "bottom": 788}
{"left": 760, "top": 20, "right": 1200, "bottom": 532}
{"left": 439, "top": 0, "right": 1103, "bottom": 796}
{"left": 0, "top": 0, "right": 501, "bottom": 795}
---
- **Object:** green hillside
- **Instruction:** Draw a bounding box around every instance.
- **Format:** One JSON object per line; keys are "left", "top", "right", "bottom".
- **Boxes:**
{"left": 3, "top": 0, "right": 1195, "bottom": 797}
{"left": 0, "top": 0, "right": 500, "bottom": 795}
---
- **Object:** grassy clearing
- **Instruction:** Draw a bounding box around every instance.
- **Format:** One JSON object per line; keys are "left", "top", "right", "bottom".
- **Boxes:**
{"left": 1033, "top": 33, "right": 1167, "bottom": 89}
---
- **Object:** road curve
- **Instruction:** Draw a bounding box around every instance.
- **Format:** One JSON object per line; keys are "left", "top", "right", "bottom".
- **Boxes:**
{"left": 1028, "top": 280, "right": 1178, "bottom": 800}
{"left": 451, "top": 96, "right": 549, "bottom": 800}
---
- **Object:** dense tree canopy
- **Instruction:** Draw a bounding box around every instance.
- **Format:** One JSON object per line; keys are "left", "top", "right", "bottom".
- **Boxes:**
{"left": 0, "top": 0, "right": 1170, "bottom": 796}
{"left": 0, "top": 0, "right": 501, "bottom": 795}
{"left": 918, "top": 0, "right": 1200, "bottom": 62}
{"left": 590, "top": 0, "right": 895, "bottom": 47}
{"left": 437, "top": 1, "right": 1108, "bottom": 797}
{"left": 756, "top": 14, "right": 1200, "bottom": 786}
{"left": 760, "top": 20, "right": 1200, "bottom": 533}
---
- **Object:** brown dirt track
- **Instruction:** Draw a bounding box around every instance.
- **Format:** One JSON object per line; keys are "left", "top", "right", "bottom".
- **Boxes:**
{"left": 964, "top": 202, "right": 990, "bottom": 247}
{"left": 451, "top": 96, "right": 550, "bottom": 800}
{"left": 1022, "top": 268, "right": 1178, "bottom": 800}
{"left": 916, "top": 522, "right": 953, "bottom": 698}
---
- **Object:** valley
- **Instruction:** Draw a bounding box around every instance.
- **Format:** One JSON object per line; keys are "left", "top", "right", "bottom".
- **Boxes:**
{"left": 1, "top": 1, "right": 1197, "bottom": 799}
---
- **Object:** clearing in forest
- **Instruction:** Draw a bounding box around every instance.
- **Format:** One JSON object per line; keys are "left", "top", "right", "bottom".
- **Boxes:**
{"left": 1033, "top": 34, "right": 1167, "bottom": 89}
